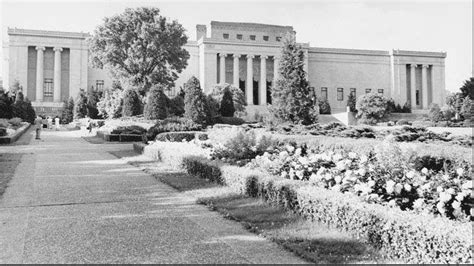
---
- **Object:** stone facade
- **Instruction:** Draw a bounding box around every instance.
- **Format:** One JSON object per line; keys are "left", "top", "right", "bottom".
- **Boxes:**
{"left": 2, "top": 21, "right": 446, "bottom": 115}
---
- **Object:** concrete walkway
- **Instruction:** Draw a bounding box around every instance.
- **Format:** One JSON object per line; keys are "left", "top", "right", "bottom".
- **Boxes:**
{"left": 0, "top": 129, "right": 306, "bottom": 264}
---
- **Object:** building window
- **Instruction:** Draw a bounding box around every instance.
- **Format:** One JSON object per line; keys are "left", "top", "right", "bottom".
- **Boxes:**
{"left": 263, "top": 36, "right": 269, "bottom": 41}
{"left": 378, "top": 89, "right": 384, "bottom": 95}
{"left": 223, "top": 33, "right": 229, "bottom": 39}
{"left": 321, "top": 87, "right": 328, "bottom": 100}
{"left": 236, "top": 34, "right": 243, "bottom": 40}
{"left": 365, "top": 88, "right": 371, "bottom": 94}
{"left": 96, "top": 80, "right": 104, "bottom": 91}
{"left": 276, "top": 36, "right": 282, "bottom": 42}
{"left": 250, "top": 35, "right": 256, "bottom": 41}
{"left": 350, "top": 88, "right": 356, "bottom": 96}
{"left": 44, "top": 79, "right": 53, "bottom": 97}
{"left": 337, "top": 88, "right": 344, "bottom": 101}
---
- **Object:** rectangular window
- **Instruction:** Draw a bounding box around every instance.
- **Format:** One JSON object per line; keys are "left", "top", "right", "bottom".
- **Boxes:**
{"left": 321, "top": 87, "right": 328, "bottom": 100}
{"left": 250, "top": 35, "right": 256, "bottom": 41}
{"left": 44, "top": 79, "right": 53, "bottom": 97}
{"left": 223, "top": 33, "right": 229, "bottom": 39}
{"left": 236, "top": 34, "right": 243, "bottom": 40}
{"left": 96, "top": 80, "right": 104, "bottom": 91}
{"left": 350, "top": 88, "right": 356, "bottom": 96}
{"left": 365, "top": 88, "right": 371, "bottom": 94}
{"left": 378, "top": 89, "right": 384, "bottom": 95}
{"left": 276, "top": 36, "right": 282, "bottom": 42}
{"left": 337, "top": 88, "right": 344, "bottom": 101}
{"left": 263, "top": 36, "right": 269, "bottom": 41}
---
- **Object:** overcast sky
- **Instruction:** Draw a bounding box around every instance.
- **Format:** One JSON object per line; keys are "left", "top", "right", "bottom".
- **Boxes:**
{"left": 1, "top": 0, "right": 472, "bottom": 92}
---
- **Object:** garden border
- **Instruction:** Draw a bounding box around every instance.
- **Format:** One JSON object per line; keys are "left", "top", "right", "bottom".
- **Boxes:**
{"left": 96, "top": 130, "right": 143, "bottom": 142}
{"left": 0, "top": 123, "right": 31, "bottom": 144}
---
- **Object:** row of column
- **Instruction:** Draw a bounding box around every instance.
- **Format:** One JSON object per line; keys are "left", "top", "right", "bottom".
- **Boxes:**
{"left": 35, "top": 46, "right": 63, "bottom": 102}
{"left": 219, "top": 53, "right": 279, "bottom": 106}
{"left": 409, "top": 64, "right": 431, "bottom": 109}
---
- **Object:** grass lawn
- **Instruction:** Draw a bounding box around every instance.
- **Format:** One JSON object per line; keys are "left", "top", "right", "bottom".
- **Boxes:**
{"left": 109, "top": 149, "right": 395, "bottom": 264}
{"left": 0, "top": 153, "right": 23, "bottom": 198}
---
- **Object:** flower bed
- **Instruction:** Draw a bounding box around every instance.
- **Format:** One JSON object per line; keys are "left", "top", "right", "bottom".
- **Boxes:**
{"left": 155, "top": 131, "right": 208, "bottom": 142}
{"left": 0, "top": 118, "right": 30, "bottom": 144}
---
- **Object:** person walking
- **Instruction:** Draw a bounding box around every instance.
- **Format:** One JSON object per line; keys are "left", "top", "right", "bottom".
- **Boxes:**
{"left": 34, "top": 115, "right": 43, "bottom": 140}
{"left": 87, "top": 118, "right": 93, "bottom": 134}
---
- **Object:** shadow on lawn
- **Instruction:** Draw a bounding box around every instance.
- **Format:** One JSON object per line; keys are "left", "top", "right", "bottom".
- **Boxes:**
{"left": 109, "top": 149, "right": 389, "bottom": 264}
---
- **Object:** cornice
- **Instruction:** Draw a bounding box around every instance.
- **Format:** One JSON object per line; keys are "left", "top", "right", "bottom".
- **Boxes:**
{"left": 8, "top": 28, "right": 90, "bottom": 40}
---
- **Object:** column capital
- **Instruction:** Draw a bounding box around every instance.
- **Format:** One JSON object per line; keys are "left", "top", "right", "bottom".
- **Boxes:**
{"left": 421, "top": 64, "right": 430, "bottom": 69}
{"left": 247, "top": 54, "right": 254, "bottom": 59}
{"left": 35, "top": 46, "right": 45, "bottom": 51}
{"left": 410, "top": 64, "right": 417, "bottom": 68}
{"left": 53, "top": 47, "right": 63, "bottom": 52}
{"left": 219, "top": 53, "right": 227, "bottom": 58}
{"left": 260, "top": 55, "right": 268, "bottom": 60}
{"left": 233, "top": 54, "right": 241, "bottom": 58}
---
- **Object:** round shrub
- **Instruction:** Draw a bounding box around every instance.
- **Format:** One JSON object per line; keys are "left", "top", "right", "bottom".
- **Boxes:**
{"left": 122, "top": 89, "right": 141, "bottom": 117}
{"left": 356, "top": 93, "right": 389, "bottom": 125}
{"left": 184, "top": 76, "right": 211, "bottom": 125}
{"left": 428, "top": 103, "right": 443, "bottom": 122}
{"left": 219, "top": 87, "right": 235, "bottom": 117}
{"left": 144, "top": 85, "right": 169, "bottom": 120}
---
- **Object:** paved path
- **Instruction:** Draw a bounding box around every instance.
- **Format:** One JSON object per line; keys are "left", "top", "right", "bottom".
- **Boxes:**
{"left": 0, "top": 129, "right": 306, "bottom": 264}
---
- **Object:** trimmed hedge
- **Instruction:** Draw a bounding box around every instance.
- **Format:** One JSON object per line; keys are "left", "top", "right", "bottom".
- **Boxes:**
{"left": 179, "top": 156, "right": 472, "bottom": 264}
{"left": 155, "top": 131, "right": 208, "bottom": 142}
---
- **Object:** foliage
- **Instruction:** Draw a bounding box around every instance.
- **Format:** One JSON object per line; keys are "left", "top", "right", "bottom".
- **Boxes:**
{"left": 144, "top": 85, "right": 169, "bottom": 120}
{"left": 145, "top": 117, "right": 202, "bottom": 141}
{"left": 121, "top": 89, "right": 141, "bottom": 117}
{"left": 8, "top": 117, "right": 22, "bottom": 128}
{"left": 219, "top": 87, "right": 235, "bottom": 117}
{"left": 86, "top": 90, "right": 102, "bottom": 119}
{"left": 428, "top": 103, "right": 443, "bottom": 122}
{"left": 459, "top": 97, "right": 471, "bottom": 120}
{"left": 209, "top": 83, "right": 247, "bottom": 113}
{"left": 347, "top": 93, "right": 357, "bottom": 112}
{"left": 214, "top": 116, "right": 245, "bottom": 125}
{"left": 11, "top": 92, "right": 35, "bottom": 123}
{"left": 318, "top": 98, "right": 331, "bottom": 114}
{"left": 168, "top": 95, "right": 185, "bottom": 117}
{"left": 74, "top": 89, "right": 88, "bottom": 119}
{"left": 97, "top": 85, "right": 124, "bottom": 119}
{"left": 0, "top": 89, "right": 14, "bottom": 119}
{"left": 9, "top": 80, "right": 23, "bottom": 95}
{"left": 110, "top": 125, "right": 146, "bottom": 135}
{"left": 184, "top": 76, "right": 211, "bottom": 125}
{"left": 155, "top": 131, "right": 208, "bottom": 142}
{"left": 270, "top": 35, "right": 317, "bottom": 124}
{"left": 88, "top": 7, "right": 190, "bottom": 95}
{"left": 356, "top": 93, "right": 389, "bottom": 124}
{"left": 459, "top": 77, "right": 473, "bottom": 100}
{"left": 61, "top": 97, "right": 75, "bottom": 124}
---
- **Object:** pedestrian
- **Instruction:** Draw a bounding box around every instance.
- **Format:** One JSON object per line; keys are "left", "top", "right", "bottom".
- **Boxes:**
{"left": 87, "top": 118, "right": 93, "bottom": 134}
{"left": 54, "top": 116, "right": 60, "bottom": 130}
{"left": 34, "top": 115, "right": 42, "bottom": 139}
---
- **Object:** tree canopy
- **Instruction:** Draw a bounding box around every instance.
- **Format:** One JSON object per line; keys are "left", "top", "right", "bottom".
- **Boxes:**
{"left": 88, "top": 7, "right": 190, "bottom": 95}
{"left": 459, "top": 77, "right": 473, "bottom": 100}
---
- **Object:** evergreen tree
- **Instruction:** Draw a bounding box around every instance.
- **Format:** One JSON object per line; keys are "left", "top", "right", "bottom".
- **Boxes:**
{"left": 168, "top": 95, "right": 185, "bottom": 117}
{"left": 183, "top": 76, "right": 210, "bottom": 124}
{"left": 219, "top": 87, "right": 235, "bottom": 117}
{"left": 0, "top": 89, "right": 13, "bottom": 119}
{"left": 61, "top": 97, "right": 75, "bottom": 123}
{"left": 86, "top": 90, "right": 102, "bottom": 119}
{"left": 459, "top": 77, "right": 473, "bottom": 100}
{"left": 270, "top": 35, "right": 317, "bottom": 124}
{"left": 74, "top": 89, "right": 88, "bottom": 119}
{"left": 144, "top": 85, "right": 169, "bottom": 120}
{"left": 122, "top": 89, "right": 141, "bottom": 116}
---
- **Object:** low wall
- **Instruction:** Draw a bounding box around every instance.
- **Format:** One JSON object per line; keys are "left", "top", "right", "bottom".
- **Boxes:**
{"left": 0, "top": 123, "right": 31, "bottom": 144}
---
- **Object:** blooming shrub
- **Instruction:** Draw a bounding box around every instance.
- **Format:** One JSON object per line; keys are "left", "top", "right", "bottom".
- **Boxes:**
{"left": 145, "top": 117, "right": 202, "bottom": 140}
{"left": 356, "top": 93, "right": 389, "bottom": 124}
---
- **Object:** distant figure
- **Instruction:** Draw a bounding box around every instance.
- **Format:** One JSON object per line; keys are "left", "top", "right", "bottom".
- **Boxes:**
{"left": 54, "top": 117, "right": 60, "bottom": 130}
{"left": 47, "top": 116, "right": 53, "bottom": 129}
{"left": 34, "top": 115, "right": 42, "bottom": 139}
{"left": 87, "top": 119, "right": 93, "bottom": 134}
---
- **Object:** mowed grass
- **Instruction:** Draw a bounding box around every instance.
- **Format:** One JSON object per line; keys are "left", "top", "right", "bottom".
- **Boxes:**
{"left": 110, "top": 148, "right": 393, "bottom": 264}
{"left": 0, "top": 153, "right": 23, "bottom": 197}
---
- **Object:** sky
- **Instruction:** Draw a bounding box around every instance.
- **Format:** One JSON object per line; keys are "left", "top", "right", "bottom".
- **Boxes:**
{"left": 0, "top": 0, "right": 472, "bottom": 92}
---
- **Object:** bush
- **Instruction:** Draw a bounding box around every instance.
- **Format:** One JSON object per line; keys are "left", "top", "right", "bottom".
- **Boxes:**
{"left": 97, "top": 83, "right": 124, "bottom": 119}
{"left": 122, "top": 89, "right": 141, "bottom": 117}
{"left": 0, "top": 89, "right": 14, "bottom": 119}
{"left": 209, "top": 83, "right": 247, "bottom": 113}
{"left": 74, "top": 89, "right": 88, "bottom": 119}
{"left": 219, "top": 87, "right": 235, "bottom": 117}
{"left": 144, "top": 85, "right": 169, "bottom": 120}
{"left": 110, "top": 125, "right": 146, "bottom": 135}
{"left": 87, "top": 90, "right": 102, "bottom": 119}
{"left": 8, "top": 117, "right": 22, "bottom": 127}
{"left": 184, "top": 76, "right": 211, "bottom": 125}
{"left": 356, "top": 93, "right": 389, "bottom": 124}
{"left": 11, "top": 93, "right": 35, "bottom": 123}
{"left": 347, "top": 93, "right": 357, "bottom": 112}
{"left": 396, "top": 119, "right": 410, "bottom": 126}
{"left": 61, "top": 97, "right": 74, "bottom": 124}
{"left": 214, "top": 116, "right": 245, "bottom": 125}
{"left": 0, "top": 127, "right": 7, "bottom": 137}
{"left": 318, "top": 98, "right": 331, "bottom": 114}
{"left": 459, "top": 97, "right": 471, "bottom": 120}
{"left": 168, "top": 95, "right": 185, "bottom": 117}
{"left": 145, "top": 117, "right": 202, "bottom": 141}
{"left": 155, "top": 131, "right": 208, "bottom": 142}
{"left": 428, "top": 103, "right": 443, "bottom": 122}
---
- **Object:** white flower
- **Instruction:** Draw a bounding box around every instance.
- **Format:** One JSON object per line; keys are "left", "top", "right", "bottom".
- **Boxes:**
{"left": 357, "top": 168, "right": 367, "bottom": 176}
{"left": 324, "top": 173, "right": 333, "bottom": 181}
{"left": 421, "top": 183, "right": 431, "bottom": 191}
{"left": 368, "top": 180, "right": 376, "bottom": 187}
{"left": 309, "top": 173, "right": 318, "bottom": 181}
{"left": 439, "top": 192, "right": 452, "bottom": 203}
{"left": 334, "top": 175, "right": 342, "bottom": 184}
{"left": 289, "top": 169, "right": 295, "bottom": 179}
{"left": 386, "top": 180, "right": 396, "bottom": 194}
{"left": 360, "top": 155, "right": 368, "bottom": 164}
{"left": 406, "top": 171, "right": 416, "bottom": 179}
{"left": 452, "top": 200, "right": 461, "bottom": 210}
{"left": 446, "top": 188, "right": 456, "bottom": 195}
{"left": 281, "top": 171, "right": 288, "bottom": 178}
{"left": 394, "top": 183, "right": 403, "bottom": 195}
{"left": 298, "top": 157, "right": 309, "bottom": 165}
{"left": 332, "top": 184, "right": 341, "bottom": 191}
{"left": 335, "top": 160, "right": 346, "bottom": 170}
{"left": 436, "top": 202, "right": 446, "bottom": 214}
{"left": 404, "top": 184, "right": 412, "bottom": 192}
{"left": 413, "top": 198, "right": 425, "bottom": 210}
{"left": 295, "top": 148, "right": 302, "bottom": 156}
{"left": 263, "top": 152, "right": 270, "bottom": 157}
{"left": 442, "top": 174, "right": 450, "bottom": 181}
{"left": 286, "top": 145, "right": 295, "bottom": 153}
{"left": 461, "top": 182, "right": 472, "bottom": 190}
{"left": 436, "top": 186, "right": 444, "bottom": 193}
{"left": 388, "top": 200, "right": 397, "bottom": 207}
{"left": 455, "top": 192, "right": 466, "bottom": 202}
{"left": 279, "top": 151, "right": 289, "bottom": 158}
{"left": 456, "top": 168, "right": 464, "bottom": 176}
{"left": 333, "top": 153, "right": 343, "bottom": 162}
{"left": 295, "top": 170, "right": 305, "bottom": 179}
{"left": 421, "top": 168, "right": 428, "bottom": 175}
{"left": 348, "top": 152, "right": 357, "bottom": 159}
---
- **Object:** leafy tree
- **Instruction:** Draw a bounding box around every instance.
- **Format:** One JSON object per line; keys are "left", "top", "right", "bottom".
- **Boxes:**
{"left": 209, "top": 83, "right": 246, "bottom": 113}
{"left": 144, "top": 85, "right": 169, "bottom": 120}
{"left": 184, "top": 76, "right": 210, "bottom": 125}
{"left": 122, "top": 89, "right": 141, "bottom": 117}
{"left": 270, "top": 35, "right": 317, "bottom": 124}
{"left": 74, "top": 89, "right": 88, "bottom": 119}
{"left": 219, "top": 87, "right": 235, "bottom": 117}
{"left": 97, "top": 85, "right": 124, "bottom": 119}
{"left": 87, "top": 90, "right": 102, "bottom": 119}
{"left": 459, "top": 77, "right": 473, "bottom": 100}
{"left": 356, "top": 93, "right": 389, "bottom": 125}
{"left": 61, "top": 97, "right": 74, "bottom": 124}
{"left": 89, "top": 7, "right": 190, "bottom": 95}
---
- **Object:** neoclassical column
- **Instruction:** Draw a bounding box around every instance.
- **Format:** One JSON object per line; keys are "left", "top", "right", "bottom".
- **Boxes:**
{"left": 421, "top": 64, "right": 429, "bottom": 109}
{"left": 35, "top": 46, "right": 46, "bottom": 102}
{"left": 246, "top": 55, "right": 254, "bottom": 105}
{"left": 233, "top": 54, "right": 240, "bottom": 87}
{"left": 219, "top": 53, "right": 226, "bottom": 84}
{"left": 273, "top": 56, "right": 280, "bottom": 85}
{"left": 53, "top": 47, "right": 63, "bottom": 102}
{"left": 410, "top": 64, "right": 417, "bottom": 109}
{"left": 259, "top": 55, "right": 268, "bottom": 105}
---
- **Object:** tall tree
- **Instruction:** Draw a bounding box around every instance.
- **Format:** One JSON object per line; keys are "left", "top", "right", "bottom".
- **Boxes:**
{"left": 89, "top": 7, "right": 190, "bottom": 95}
{"left": 270, "top": 35, "right": 317, "bottom": 125}
{"left": 459, "top": 77, "right": 473, "bottom": 100}
{"left": 184, "top": 76, "right": 210, "bottom": 125}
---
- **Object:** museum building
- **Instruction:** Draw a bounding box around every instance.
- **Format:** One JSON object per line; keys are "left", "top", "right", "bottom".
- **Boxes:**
{"left": 2, "top": 21, "right": 447, "bottom": 115}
